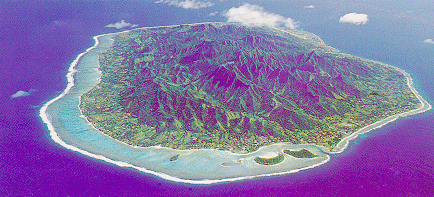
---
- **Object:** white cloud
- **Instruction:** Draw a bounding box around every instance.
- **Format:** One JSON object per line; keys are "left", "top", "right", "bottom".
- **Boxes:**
{"left": 223, "top": 3, "right": 299, "bottom": 29}
{"left": 339, "top": 13, "right": 369, "bottom": 25}
{"left": 11, "top": 89, "right": 37, "bottom": 99}
{"left": 105, "top": 20, "right": 138, "bottom": 29}
{"left": 209, "top": 11, "right": 218, "bottom": 16}
{"left": 155, "top": 0, "right": 214, "bottom": 9}
{"left": 423, "top": 39, "right": 434, "bottom": 44}
{"left": 304, "top": 5, "right": 315, "bottom": 9}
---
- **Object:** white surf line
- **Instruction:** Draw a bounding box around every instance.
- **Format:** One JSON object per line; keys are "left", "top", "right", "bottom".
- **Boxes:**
{"left": 38, "top": 33, "right": 200, "bottom": 184}
{"left": 320, "top": 59, "right": 432, "bottom": 154}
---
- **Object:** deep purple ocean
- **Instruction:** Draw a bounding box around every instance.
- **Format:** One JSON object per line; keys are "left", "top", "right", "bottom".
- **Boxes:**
{"left": 1, "top": 1, "right": 433, "bottom": 196}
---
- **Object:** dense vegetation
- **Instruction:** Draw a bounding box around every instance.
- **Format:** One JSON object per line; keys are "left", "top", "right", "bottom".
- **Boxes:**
{"left": 283, "top": 149, "right": 317, "bottom": 158}
{"left": 170, "top": 154, "right": 180, "bottom": 162}
{"left": 254, "top": 154, "right": 285, "bottom": 165}
{"left": 80, "top": 23, "right": 420, "bottom": 153}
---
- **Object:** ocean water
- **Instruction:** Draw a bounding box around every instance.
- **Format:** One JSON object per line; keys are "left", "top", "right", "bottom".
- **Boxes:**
{"left": 1, "top": 1, "right": 433, "bottom": 196}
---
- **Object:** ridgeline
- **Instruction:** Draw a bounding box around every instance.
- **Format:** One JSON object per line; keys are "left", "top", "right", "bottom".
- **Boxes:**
{"left": 79, "top": 23, "right": 420, "bottom": 153}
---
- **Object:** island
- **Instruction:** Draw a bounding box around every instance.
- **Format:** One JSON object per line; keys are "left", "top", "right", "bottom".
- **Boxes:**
{"left": 283, "top": 149, "right": 317, "bottom": 158}
{"left": 79, "top": 22, "right": 421, "bottom": 155}
{"left": 254, "top": 153, "right": 285, "bottom": 165}
{"left": 170, "top": 154, "right": 180, "bottom": 162}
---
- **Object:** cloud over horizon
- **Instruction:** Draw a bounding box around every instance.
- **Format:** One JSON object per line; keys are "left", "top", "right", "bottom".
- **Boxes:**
{"left": 304, "top": 5, "right": 315, "bottom": 9}
{"left": 105, "top": 20, "right": 138, "bottom": 29}
{"left": 423, "top": 39, "right": 434, "bottom": 44}
{"left": 223, "top": 3, "right": 299, "bottom": 29}
{"left": 11, "top": 89, "right": 37, "bottom": 99}
{"left": 209, "top": 11, "right": 218, "bottom": 16}
{"left": 339, "top": 13, "right": 369, "bottom": 25}
{"left": 155, "top": 0, "right": 214, "bottom": 9}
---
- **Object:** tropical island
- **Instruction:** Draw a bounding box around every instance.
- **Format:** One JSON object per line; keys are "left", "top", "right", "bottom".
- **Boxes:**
{"left": 170, "top": 154, "right": 180, "bottom": 162}
{"left": 284, "top": 149, "right": 317, "bottom": 158}
{"left": 254, "top": 153, "right": 285, "bottom": 165}
{"left": 79, "top": 22, "right": 421, "bottom": 154}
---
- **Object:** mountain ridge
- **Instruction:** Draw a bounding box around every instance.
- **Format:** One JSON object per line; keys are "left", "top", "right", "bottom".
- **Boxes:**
{"left": 79, "top": 23, "right": 420, "bottom": 153}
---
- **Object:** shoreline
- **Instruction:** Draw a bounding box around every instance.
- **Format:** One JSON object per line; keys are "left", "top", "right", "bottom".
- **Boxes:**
{"left": 318, "top": 57, "right": 432, "bottom": 154}
{"left": 40, "top": 22, "right": 430, "bottom": 184}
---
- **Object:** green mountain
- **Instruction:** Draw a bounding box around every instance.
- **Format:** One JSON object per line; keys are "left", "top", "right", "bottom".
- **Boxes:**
{"left": 79, "top": 23, "right": 420, "bottom": 153}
